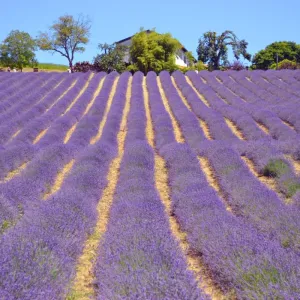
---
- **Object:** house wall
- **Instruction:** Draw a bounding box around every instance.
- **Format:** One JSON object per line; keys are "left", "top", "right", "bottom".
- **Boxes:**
{"left": 118, "top": 40, "right": 132, "bottom": 63}
{"left": 175, "top": 49, "right": 188, "bottom": 67}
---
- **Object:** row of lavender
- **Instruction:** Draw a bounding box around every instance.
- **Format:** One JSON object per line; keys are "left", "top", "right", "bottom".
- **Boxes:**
{"left": 0, "top": 70, "right": 300, "bottom": 298}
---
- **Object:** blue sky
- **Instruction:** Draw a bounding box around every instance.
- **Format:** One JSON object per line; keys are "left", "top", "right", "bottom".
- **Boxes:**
{"left": 1, "top": 0, "right": 299, "bottom": 66}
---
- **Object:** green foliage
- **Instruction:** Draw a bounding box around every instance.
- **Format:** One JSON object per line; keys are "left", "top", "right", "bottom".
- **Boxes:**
{"left": 197, "top": 30, "right": 251, "bottom": 70}
{"left": 263, "top": 159, "right": 289, "bottom": 178}
{"left": 180, "top": 61, "right": 208, "bottom": 73}
{"left": 126, "top": 64, "right": 139, "bottom": 73}
{"left": 128, "top": 30, "right": 181, "bottom": 74}
{"left": 186, "top": 51, "right": 196, "bottom": 65}
{"left": 242, "top": 265, "right": 280, "bottom": 294}
{"left": 37, "top": 14, "right": 91, "bottom": 70}
{"left": 282, "top": 178, "right": 300, "bottom": 198}
{"left": 0, "top": 30, "right": 37, "bottom": 71}
{"left": 0, "top": 220, "right": 12, "bottom": 233}
{"left": 94, "top": 43, "right": 127, "bottom": 73}
{"left": 194, "top": 61, "right": 208, "bottom": 71}
{"left": 270, "top": 59, "right": 298, "bottom": 70}
{"left": 252, "top": 41, "right": 300, "bottom": 70}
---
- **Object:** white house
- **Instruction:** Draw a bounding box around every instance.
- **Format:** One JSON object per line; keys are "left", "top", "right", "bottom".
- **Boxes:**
{"left": 115, "top": 30, "right": 192, "bottom": 68}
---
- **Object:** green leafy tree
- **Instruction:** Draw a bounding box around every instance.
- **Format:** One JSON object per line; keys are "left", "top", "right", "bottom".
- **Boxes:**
{"left": 252, "top": 41, "right": 300, "bottom": 70}
{"left": 94, "top": 43, "right": 127, "bottom": 73}
{"left": 128, "top": 30, "right": 181, "bottom": 74}
{"left": 0, "top": 30, "right": 37, "bottom": 71}
{"left": 37, "top": 14, "right": 91, "bottom": 71}
{"left": 196, "top": 30, "right": 251, "bottom": 70}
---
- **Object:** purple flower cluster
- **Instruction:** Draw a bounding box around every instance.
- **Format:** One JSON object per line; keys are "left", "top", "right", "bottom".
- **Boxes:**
{"left": 0, "top": 73, "right": 51, "bottom": 119}
{"left": 160, "top": 142, "right": 300, "bottom": 298}
{"left": 146, "top": 71, "right": 176, "bottom": 148}
{"left": 159, "top": 71, "right": 206, "bottom": 149}
{"left": 187, "top": 71, "right": 269, "bottom": 140}
{"left": 199, "top": 70, "right": 300, "bottom": 141}
{"left": 203, "top": 145, "right": 300, "bottom": 251}
{"left": 0, "top": 74, "right": 67, "bottom": 144}
{"left": 0, "top": 73, "right": 46, "bottom": 103}
{"left": 6, "top": 72, "right": 90, "bottom": 147}
{"left": 172, "top": 71, "right": 237, "bottom": 140}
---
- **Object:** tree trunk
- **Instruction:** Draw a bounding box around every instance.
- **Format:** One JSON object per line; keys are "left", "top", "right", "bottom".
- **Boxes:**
{"left": 69, "top": 60, "right": 73, "bottom": 73}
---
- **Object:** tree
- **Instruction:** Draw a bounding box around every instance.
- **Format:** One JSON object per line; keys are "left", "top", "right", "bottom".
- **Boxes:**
{"left": 252, "top": 41, "right": 300, "bottom": 70}
{"left": 0, "top": 30, "right": 37, "bottom": 71}
{"left": 37, "top": 14, "right": 91, "bottom": 71}
{"left": 94, "top": 43, "right": 127, "bottom": 73}
{"left": 128, "top": 30, "right": 181, "bottom": 74}
{"left": 196, "top": 30, "right": 251, "bottom": 70}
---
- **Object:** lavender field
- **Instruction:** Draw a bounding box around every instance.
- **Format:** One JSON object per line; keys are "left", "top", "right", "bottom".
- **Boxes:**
{"left": 0, "top": 69, "right": 300, "bottom": 299}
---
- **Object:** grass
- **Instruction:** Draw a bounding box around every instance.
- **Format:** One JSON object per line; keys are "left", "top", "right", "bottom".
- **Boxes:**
{"left": 263, "top": 159, "right": 300, "bottom": 197}
{"left": 241, "top": 265, "right": 281, "bottom": 298}
{"left": 37, "top": 63, "right": 69, "bottom": 70}
{"left": 23, "top": 63, "right": 69, "bottom": 73}
{"left": 282, "top": 179, "right": 300, "bottom": 198}
{"left": 0, "top": 220, "right": 12, "bottom": 234}
{"left": 263, "top": 159, "right": 289, "bottom": 178}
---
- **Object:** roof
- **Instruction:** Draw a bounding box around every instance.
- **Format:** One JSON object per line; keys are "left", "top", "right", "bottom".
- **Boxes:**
{"left": 115, "top": 30, "right": 189, "bottom": 53}
{"left": 115, "top": 30, "right": 152, "bottom": 44}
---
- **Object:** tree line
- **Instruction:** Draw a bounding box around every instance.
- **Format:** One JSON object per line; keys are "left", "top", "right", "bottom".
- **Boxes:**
{"left": 1, "top": 14, "right": 300, "bottom": 73}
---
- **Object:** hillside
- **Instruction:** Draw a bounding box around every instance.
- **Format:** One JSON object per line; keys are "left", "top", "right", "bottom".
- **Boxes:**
{"left": 22, "top": 63, "right": 68, "bottom": 72}
{"left": 0, "top": 70, "right": 300, "bottom": 299}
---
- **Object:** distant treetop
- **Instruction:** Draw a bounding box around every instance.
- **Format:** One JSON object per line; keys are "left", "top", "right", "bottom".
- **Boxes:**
{"left": 37, "top": 14, "right": 91, "bottom": 72}
{"left": 0, "top": 30, "right": 37, "bottom": 71}
{"left": 196, "top": 30, "right": 251, "bottom": 70}
{"left": 252, "top": 41, "right": 300, "bottom": 70}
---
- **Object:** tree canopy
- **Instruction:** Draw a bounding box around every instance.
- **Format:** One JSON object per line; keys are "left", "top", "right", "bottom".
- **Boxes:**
{"left": 196, "top": 30, "right": 251, "bottom": 70}
{"left": 94, "top": 43, "right": 127, "bottom": 73}
{"left": 37, "top": 15, "right": 91, "bottom": 71}
{"left": 0, "top": 30, "right": 37, "bottom": 71}
{"left": 252, "top": 41, "right": 300, "bottom": 70}
{"left": 128, "top": 30, "right": 181, "bottom": 74}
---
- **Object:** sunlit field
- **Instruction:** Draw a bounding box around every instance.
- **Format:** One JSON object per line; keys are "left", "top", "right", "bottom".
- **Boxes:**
{"left": 1, "top": 70, "right": 300, "bottom": 299}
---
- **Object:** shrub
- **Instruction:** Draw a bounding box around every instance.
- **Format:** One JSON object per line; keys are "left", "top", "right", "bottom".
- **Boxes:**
{"left": 73, "top": 61, "right": 99, "bottom": 73}
{"left": 263, "top": 159, "right": 289, "bottom": 177}
{"left": 228, "top": 60, "right": 246, "bottom": 71}
{"left": 270, "top": 59, "right": 297, "bottom": 70}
